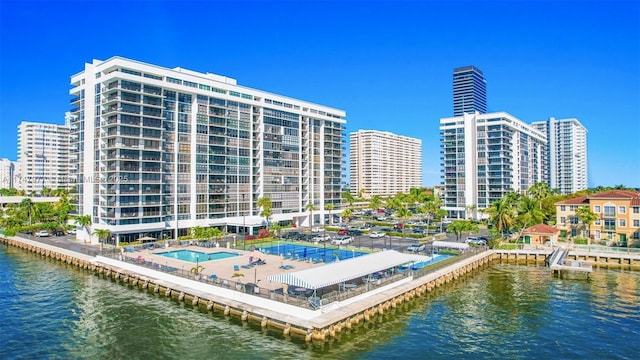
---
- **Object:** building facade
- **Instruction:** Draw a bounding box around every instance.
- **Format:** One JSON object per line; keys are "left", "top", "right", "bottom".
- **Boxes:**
{"left": 531, "top": 117, "right": 588, "bottom": 195}
{"left": 453, "top": 66, "right": 487, "bottom": 116}
{"left": 349, "top": 130, "right": 422, "bottom": 198}
{"left": 555, "top": 190, "right": 640, "bottom": 246}
{"left": 17, "top": 121, "right": 71, "bottom": 193}
{"left": 439, "top": 112, "right": 548, "bottom": 219}
{"left": 69, "top": 57, "right": 346, "bottom": 244}
{"left": 0, "top": 158, "right": 15, "bottom": 189}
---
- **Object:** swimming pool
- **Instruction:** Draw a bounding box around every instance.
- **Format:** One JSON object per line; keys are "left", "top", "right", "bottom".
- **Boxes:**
{"left": 156, "top": 250, "right": 239, "bottom": 263}
{"left": 260, "top": 243, "right": 368, "bottom": 262}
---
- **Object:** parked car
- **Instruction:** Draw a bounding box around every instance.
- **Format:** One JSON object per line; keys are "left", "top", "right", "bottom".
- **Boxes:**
{"left": 465, "top": 237, "right": 488, "bottom": 246}
{"left": 393, "top": 223, "right": 405, "bottom": 230}
{"left": 313, "top": 234, "right": 332, "bottom": 243}
{"left": 337, "top": 228, "right": 348, "bottom": 235}
{"left": 311, "top": 227, "right": 323, "bottom": 233}
{"left": 347, "top": 229, "right": 362, "bottom": 236}
{"left": 331, "top": 236, "right": 353, "bottom": 245}
{"left": 413, "top": 228, "right": 427, "bottom": 235}
{"left": 67, "top": 229, "right": 77, "bottom": 235}
{"left": 52, "top": 230, "right": 65, "bottom": 236}
{"left": 369, "top": 231, "right": 385, "bottom": 238}
{"left": 407, "top": 243, "right": 426, "bottom": 252}
{"left": 35, "top": 230, "right": 50, "bottom": 237}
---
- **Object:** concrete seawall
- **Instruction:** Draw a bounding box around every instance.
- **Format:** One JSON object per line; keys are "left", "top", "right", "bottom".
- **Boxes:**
{"left": 3, "top": 235, "right": 638, "bottom": 342}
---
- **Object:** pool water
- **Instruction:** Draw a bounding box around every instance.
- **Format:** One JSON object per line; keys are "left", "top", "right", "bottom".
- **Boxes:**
{"left": 156, "top": 250, "right": 239, "bottom": 263}
{"left": 260, "top": 243, "right": 368, "bottom": 262}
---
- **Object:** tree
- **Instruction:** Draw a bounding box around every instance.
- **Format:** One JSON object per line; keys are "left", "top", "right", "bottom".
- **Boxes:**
{"left": 369, "top": 195, "right": 383, "bottom": 212}
{"left": 484, "top": 193, "right": 517, "bottom": 236}
{"left": 395, "top": 205, "right": 411, "bottom": 233}
{"left": 325, "top": 203, "right": 335, "bottom": 225}
{"left": 93, "top": 228, "right": 111, "bottom": 251}
{"left": 191, "top": 226, "right": 206, "bottom": 242}
{"left": 305, "top": 202, "right": 318, "bottom": 228}
{"left": 74, "top": 215, "right": 92, "bottom": 243}
{"left": 447, "top": 220, "right": 479, "bottom": 242}
{"left": 341, "top": 208, "right": 353, "bottom": 223}
{"left": 514, "top": 195, "right": 547, "bottom": 243}
{"left": 575, "top": 206, "right": 598, "bottom": 246}
{"left": 257, "top": 196, "right": 272, "bottom": 227}
{"left": 342, "top": 190, "right": 356, "bottom": 207}
{"left": 19, "top": 198, "right": 40, "bottom": 226}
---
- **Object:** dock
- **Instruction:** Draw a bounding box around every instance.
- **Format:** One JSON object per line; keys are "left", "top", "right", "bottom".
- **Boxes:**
{"left": 3, "top": 235, "right": 638, "bottom": 342}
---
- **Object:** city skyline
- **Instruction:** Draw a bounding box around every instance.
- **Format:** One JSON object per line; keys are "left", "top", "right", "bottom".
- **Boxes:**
{"left": 1, "top": 1, "right": 638, "bottom": 188}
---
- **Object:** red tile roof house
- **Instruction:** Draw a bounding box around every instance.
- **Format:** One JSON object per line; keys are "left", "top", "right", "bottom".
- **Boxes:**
{"left": 555, "top": 190, "right": 640, "bottom": 247}
{"left": 522, "top": 223, "right": 560, "bottom": 247}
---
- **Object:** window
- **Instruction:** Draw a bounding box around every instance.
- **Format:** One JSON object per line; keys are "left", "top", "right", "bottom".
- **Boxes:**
{"left": 604, "top": 219, "right": 616, "bottom": 231}
{"left": 560, "top": 216, "right": 566, "bottom": 224}
{"left": 633, "top": 207, "right": 640, "bottom": 214}
{"left": 633, "top": 219, "right": 639, "bottom": 227}
{"left": 594, "top": 205, "right": 601, "bottom": 213}
{"left": 619, "top": 206, "right": 626, "bottom": 214}
{"left": 595, "top": 218, "right": 601, "bottom": 226}
{"left": 604, "top": 205, "right": 616, "bottom": 217}
{"left": 619, "top": 219, "right": 626, "bottom": 227}
{"left": 560, "top": 205, "right": 566, "bottom": 211}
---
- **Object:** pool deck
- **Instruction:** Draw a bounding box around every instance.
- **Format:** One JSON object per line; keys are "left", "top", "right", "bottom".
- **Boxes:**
{"left": 127, "top": 245, "right": 320, "bottom": 287}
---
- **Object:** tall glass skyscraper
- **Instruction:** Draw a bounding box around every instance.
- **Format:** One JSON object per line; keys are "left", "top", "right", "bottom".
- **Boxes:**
{"left": 453, "top": 66, "right": 487, "bottom": 116}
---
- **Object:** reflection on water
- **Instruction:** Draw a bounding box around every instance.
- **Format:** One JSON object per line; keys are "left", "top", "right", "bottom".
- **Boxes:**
{"left": 1, "top": 247, "right": 638, "bottom": 360}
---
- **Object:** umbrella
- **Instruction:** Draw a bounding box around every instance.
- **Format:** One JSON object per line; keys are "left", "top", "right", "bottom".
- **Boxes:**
{"left": 138, "top": 236, "right": 156, "bottom": 242}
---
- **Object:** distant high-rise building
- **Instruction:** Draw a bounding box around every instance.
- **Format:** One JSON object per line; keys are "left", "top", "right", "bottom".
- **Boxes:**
{"left": 453, "top": 66, "right": 487, "bottom": 116}
{"left": 17, "top": 121, "right": 71, "bottom": 193}
{"left": 350, "top": 130, "right": 422, "bottom": 198}
{"left": 532, "top": 117, "right": 588, "bottom": 194}
{"left": 0, "top": 158, "right": 15, "bottom": 189}
{"left": 440, "top": 112, "right": 548, "bottom": 219}
{"left": 69, "top": 56, "right": 346, "bottom": 245}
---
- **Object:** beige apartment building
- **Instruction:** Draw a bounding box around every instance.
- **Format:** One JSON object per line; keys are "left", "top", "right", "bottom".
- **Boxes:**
{"left": 349, "top": 130, "right": 422, "bottom": 198}
{"left": 555, "top": 190, "right": 640, "bottom": 245}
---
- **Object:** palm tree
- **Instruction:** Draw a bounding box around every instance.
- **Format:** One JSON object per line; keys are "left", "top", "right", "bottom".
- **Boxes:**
{"left": 342, "top": 190, "right": 356, "bottom": 207}
{"left": 18, "top": 198, "right": 40, "bottom": 226}
{"left": 369, "top": 195, "right": 383, "bottom": 213}
{"left": 305, "top": 202, "right": 318, "bottom": 228}
{"left": 341, "top": 208, "right": 353, "bottom": 223}
{"left": 575, "top": 206, "right": 598, "bottom": 246}
{"left": 515, "top": 196, "right": 547, "bottom": 243}
{"left": 93, "top": 228, "right": 111, "bottom": 251}
{"left": 395, "top": 205, "right": 411, "bottom": 233}
{"left": 325, "top": 203, "right": 335, "bottom": 225}
{"left": 447, "top": 220, "right": 479, "bottom": 242}
{"left": 484, "top": 193, "right": 517, "bottom": 237}
{"left": 191, "top": 226, "right": 206, "bottom": 242}
{"left": 74, "top": 215, "right": 92, "bottom": 243}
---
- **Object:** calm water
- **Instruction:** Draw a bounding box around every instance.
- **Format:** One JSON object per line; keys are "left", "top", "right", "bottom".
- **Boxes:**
{"left": 155, "top": 249, "right": 240, "bottom": 263}
{"left": 1, "top": 245, "right": 639, "bottom": 360}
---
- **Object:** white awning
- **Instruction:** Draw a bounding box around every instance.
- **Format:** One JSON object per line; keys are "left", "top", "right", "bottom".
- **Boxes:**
{"left": 267, "top": 250, "right": 430, "bottom": 290}
{"left": 432, "top": 241, "right": 469, "bottom": 250}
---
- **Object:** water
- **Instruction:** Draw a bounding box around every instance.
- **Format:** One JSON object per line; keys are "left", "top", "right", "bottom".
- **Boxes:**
{"left": 155, "top": 249, "right": 240, "bottom": 263}
{"left": 1, "top": 245, "right": 639, "bottom": 360}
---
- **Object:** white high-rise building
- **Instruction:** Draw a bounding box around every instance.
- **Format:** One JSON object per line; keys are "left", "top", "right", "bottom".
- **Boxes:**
{"left": 532, "top": 117, "right": 588, "bottom": 195}
{"left": 0, "top": 158, "right": 15, "bottom": 189}
{"left": 17, "top": 121, "right": 71, "bottom": 193}
{"left": 69, "top": 57, "right": 346, "bottom": 244}
{"left": 350, "top": 130, "right": 422, "bottom": 198}
{"left": 439, "top": 112, "right": 548, "bottom": 219}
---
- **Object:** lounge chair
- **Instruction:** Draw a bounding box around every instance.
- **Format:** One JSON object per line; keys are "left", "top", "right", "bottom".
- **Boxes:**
{"left": 241, "top": 264, "right": 252, "bottom": 269}
{"left": 308, "top": 296, "right": 321, "bottom": 309}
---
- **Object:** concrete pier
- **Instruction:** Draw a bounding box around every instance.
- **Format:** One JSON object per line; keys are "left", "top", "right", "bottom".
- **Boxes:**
{"left": 3, "top": 235, "right": 639, "bottom": 342}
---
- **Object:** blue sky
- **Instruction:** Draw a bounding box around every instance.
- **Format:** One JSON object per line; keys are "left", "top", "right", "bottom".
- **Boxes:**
{"left": 1, "top": 0, "right": 638, "bottom": 188}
